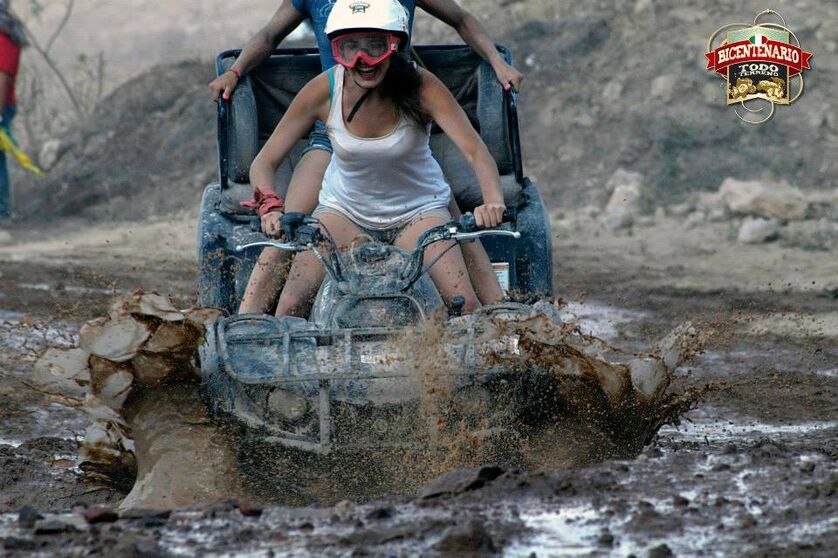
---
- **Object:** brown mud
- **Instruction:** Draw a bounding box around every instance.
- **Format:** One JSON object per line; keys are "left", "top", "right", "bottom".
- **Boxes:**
{"left": 1, "top": 216, "right": 837, "bottom": 556}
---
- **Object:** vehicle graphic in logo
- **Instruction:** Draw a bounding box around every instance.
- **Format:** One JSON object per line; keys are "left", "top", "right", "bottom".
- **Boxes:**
{"left": 705, "top": 10, "right": 812, "bottom": 124}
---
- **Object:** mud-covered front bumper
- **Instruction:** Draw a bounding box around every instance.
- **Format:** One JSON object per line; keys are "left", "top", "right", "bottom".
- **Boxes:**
{"left": 200, "top": 314, "right": 522, "bottom": 455}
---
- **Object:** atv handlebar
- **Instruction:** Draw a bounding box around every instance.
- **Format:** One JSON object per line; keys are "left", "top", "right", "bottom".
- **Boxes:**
{"left": 236, "top": 210, "right": 520, "bottom": 292}
{"left": 458, "top": 208, "right": 517, "bottom": 233}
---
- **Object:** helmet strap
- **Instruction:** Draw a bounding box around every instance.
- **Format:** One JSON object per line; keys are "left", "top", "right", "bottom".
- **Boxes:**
{"left": 347, "top": 89, "right": 374, "bottom": 123}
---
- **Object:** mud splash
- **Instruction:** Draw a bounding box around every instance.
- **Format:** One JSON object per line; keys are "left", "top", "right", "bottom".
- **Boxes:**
{"left": 26, "top": 294, "right": 706, "bottom": 511}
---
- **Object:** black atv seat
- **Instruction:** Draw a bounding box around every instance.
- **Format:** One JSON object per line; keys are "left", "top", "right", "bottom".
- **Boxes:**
{"left": 217, "top": 45, "right": 524, "bottom": 216}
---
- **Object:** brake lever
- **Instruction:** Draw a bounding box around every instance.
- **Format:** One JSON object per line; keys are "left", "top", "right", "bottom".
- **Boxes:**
{"left": 453, "top": 230, "right": 521, "bottom": 241}
{"left": 235, "top": 241, "right": 302, "bottom": 252}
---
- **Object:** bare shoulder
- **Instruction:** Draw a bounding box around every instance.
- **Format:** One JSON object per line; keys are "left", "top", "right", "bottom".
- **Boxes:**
{"left": 418, "top": 67, "right": 452, "bottom": 106}
{"left": 296, "top": 70, "right": 332, "bottom": 119}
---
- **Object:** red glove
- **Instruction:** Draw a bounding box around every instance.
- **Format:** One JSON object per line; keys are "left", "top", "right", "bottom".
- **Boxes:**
{"left": 241, "top": 188, "right": 284, "bottom": 217}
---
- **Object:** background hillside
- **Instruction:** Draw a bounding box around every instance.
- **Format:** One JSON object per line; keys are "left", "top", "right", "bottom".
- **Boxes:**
{"left": 10, "top": 0, "right": 838, "bottom": 220}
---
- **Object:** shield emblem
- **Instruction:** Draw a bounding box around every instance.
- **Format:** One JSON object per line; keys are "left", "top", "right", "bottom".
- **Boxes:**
{"left": 724, "top": 27, "right": 791, "bottom": 105}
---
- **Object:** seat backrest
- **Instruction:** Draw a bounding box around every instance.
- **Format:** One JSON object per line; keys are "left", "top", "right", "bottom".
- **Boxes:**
{"left": 219, "top": 46, "right": 518, "bottom": 208}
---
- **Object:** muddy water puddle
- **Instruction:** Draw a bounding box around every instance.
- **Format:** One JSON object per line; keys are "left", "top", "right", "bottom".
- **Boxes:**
{"left": 2, "top": 295, "right": 837, "bottom": 555}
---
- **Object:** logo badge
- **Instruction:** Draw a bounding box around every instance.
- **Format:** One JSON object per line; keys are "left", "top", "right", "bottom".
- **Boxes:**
{"left": 705, "top": 10, "right": 812, "bottom": 124}
{"left": 350, "top": 1, "right": 370, "bottom": 14}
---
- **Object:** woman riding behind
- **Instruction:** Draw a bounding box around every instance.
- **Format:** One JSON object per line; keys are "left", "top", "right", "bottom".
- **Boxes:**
{"left": 247, "top": 0, "right": 506, "bottom": 317}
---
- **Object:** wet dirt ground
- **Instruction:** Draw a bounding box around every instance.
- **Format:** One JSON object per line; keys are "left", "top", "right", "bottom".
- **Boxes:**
{"left": 0, "top": 216, "right": 836, "bottom": 556}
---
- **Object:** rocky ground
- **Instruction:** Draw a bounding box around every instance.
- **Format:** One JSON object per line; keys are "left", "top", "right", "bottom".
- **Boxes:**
{"left": 0, "top": 210, "right": 836, "bottom": 556}
{"left": 10, "top": 0, "right": 838, "bottom": 221}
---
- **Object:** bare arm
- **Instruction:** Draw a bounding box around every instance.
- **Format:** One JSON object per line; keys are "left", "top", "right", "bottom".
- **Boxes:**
{"left": 419, "top": 69, "right": 505, "bottom": 228}
{"left": 249, "top": 72, "right": 331, "bottom": 193}
{"left": 416, "top": 0, "right": 524, "bottom": 91}
{"left": 210, "top": 0, "right": 307, "bottom": 101}
{"left": 0, "top": 72, "right": 9, "bottom": 119}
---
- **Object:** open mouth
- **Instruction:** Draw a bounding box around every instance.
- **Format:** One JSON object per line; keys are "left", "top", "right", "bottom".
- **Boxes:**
{"left": 355, "top": 65, "right": 380, "bottom": 79}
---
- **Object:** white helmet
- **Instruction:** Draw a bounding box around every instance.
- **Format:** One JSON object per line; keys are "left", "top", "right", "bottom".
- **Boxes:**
{"left": 325, "top": 0, "right": 410, "bottom": 40}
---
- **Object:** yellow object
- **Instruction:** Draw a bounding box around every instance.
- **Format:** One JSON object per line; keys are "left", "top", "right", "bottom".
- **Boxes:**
{"left": 0, "top": 128, "right": 44, "bottom": 176}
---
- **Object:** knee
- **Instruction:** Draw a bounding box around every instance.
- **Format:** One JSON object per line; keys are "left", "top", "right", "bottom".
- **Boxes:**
{"left": 275, "top": 291, "right": 308, "bottom": 318}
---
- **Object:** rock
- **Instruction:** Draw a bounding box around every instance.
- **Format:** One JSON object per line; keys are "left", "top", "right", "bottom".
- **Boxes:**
{"left": 633, "top": 0, "right": 652, "bottom": 14}
{"left": 780, "top": 220, "right": 838, "bottom": 251}
{"left": 18, "top": 506, "right": 43, "bottom": 528}
{"left": 706, "top": 207, "right": 729, "bottom": 222}
{"left": 33, "top": 519, "right": 80, "bottom": 535}
{"left": 0, "top": 230, "right": 12, "bottom": 244}
{"left": 683, "top": 211, "right": 706, "bottom": 228}
{"left": 2, "top": 536, "right": 36, "bottom": 551}
{"left": 651, "top": 75, "right": 677, "bottom": 103}
{"left": 738, "top": 217, "right": 779, "bottom": 244}
{"left": 604, "top": 182, "right": 643, "bottom": 230}
{"left": 84, "top": 506, "right": 119, "bottom": 524}
{"left": 119, "top": 508, "right": 172, "bottom": 520}
{"left": 365, "top": 506, "right": 395, "bottom": 521}
{"left": 237, "top": 502, "right": 264, "bottom": 518}
{"left": 597, "top": 528, "right": 615, "bottom": 546}
{"left": 418, "top": 466, "right": 505, "bottom": 500}
{"left": 605, "top": 168, "right": 644, "bottom": 194}
{"left": 719, "top": 178, "right": 807, "bottom": 220}
{"left": 696, "top": 191, "right": 726, "bottom": 213}
{"left": 579, "top": 205, "right": 601, "bottom": 218}
{"left": 673, "top": 494, "right": 690, "bottom": 507}
{"left": 668, "top": 202, "right": 693, "bottom": 217}
{"left": 648, "top": 543, "right": 674, "bottom": 558}
{"left": 433, "top": 519, "right": 496, "bottom": 553}
{"left": 39, "top": 139, "right": 64, "bottom": 169}
{"left": 603, "top": 80, "right": 624, "bottom": 103}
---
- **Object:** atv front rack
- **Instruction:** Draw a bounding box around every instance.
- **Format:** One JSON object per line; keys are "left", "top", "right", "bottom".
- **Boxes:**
{"left": 213, "top": 316, "right": 521, "bottom": 455}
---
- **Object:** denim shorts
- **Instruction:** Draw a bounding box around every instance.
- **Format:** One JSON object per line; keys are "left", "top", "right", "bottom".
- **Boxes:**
{"left": 301, "top": 120, "right": 333, "bottom": 156}
{"left": 313, "top": 205, "right": 452, "bottom": 245}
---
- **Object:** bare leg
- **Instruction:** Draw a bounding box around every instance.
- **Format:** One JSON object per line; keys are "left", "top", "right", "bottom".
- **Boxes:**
{"left": 238, "top": 247, "right": 291, "bottom": 314}
{"left": 447, "top": 198, "right": 504, "bottom": 304}
{"left": 237, "top": 149, "right": 331, "bottom": 314}
{"left": 396, "top": 214, "right": 480, "bottom": 313}
{"left": 275, "top": 211, "right": 365, "bottom": 318}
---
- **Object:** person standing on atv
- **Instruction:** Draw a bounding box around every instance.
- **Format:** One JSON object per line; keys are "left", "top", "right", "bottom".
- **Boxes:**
{"left": 248, "top": 0, "right": 506, "bottom": 317}
{"left": 214, "top": 0, "right": 524, "bottom": 314}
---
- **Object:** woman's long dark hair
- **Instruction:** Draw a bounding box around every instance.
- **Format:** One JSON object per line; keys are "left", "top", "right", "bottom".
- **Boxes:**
{"left": 379, "top": 52, "right": 429, "bottom": 128}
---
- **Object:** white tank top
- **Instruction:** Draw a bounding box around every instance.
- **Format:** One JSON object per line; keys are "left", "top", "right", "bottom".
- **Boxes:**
{"left": 319, "top": 65, "right": 451, "bottom": 230}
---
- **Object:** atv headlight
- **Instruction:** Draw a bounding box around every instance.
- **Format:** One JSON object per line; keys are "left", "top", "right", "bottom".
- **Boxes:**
{"left": 267, "top": 388, "right": 311, "bottom": 422}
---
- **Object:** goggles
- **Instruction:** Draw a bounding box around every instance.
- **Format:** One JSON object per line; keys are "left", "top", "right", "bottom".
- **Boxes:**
{"left": 331, "top": 32, "right": 401, "bottom": 69}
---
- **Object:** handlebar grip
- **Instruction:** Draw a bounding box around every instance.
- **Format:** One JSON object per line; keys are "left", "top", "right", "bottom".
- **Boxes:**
{"left": 459, "top": 208, "right": 518, "bottom": 233}
{"left": 502, "top": 208, "right": 517, "bottom": 226}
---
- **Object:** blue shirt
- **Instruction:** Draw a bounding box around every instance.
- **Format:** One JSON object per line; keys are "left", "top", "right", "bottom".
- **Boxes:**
{"left": 290, "top": 0, "right": 416, "bottom": 69}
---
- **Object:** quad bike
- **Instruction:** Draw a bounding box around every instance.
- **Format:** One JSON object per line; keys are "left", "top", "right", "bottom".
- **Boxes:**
{"left": 196, "top": 46, "right": 557, "bottom": 498}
